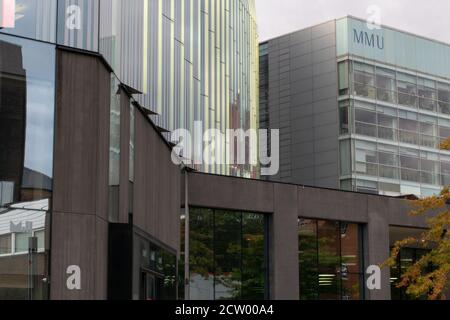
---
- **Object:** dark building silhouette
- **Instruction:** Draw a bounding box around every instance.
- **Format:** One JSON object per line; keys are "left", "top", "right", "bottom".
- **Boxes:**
{"left": 0, "top": 40, "right": 27, "bottom": 204}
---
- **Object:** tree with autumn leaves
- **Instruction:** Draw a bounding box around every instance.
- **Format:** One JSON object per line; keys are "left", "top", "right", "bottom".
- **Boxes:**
{"left": 384, "top": 141, "right": 450, "bottom": 300}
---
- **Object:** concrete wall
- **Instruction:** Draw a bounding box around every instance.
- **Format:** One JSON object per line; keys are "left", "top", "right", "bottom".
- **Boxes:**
{"left": 51, "top": 48, "right": 111, "bottom": 299}
{"left": 51, "top": 48, "right": 181, "bottom": 299}
{"left": 186, "top": 172, "right": 428, "bottom": 300}
{"left": 261, "top": 21, "right": 340, "bottom": 188}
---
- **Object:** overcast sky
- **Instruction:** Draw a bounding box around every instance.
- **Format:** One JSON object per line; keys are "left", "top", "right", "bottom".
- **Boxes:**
{"left": 255, "top": 0, "right": 450, "bottom": 44}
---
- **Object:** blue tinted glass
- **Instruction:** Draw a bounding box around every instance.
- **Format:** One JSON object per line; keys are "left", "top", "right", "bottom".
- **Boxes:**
{"left": 0, "top": 0, "right": 57, "bottom": 42}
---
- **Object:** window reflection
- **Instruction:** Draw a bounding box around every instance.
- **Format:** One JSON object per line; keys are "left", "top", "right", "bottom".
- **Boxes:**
{"left": 187, "top": 208, "right": 267, "bottom": 300}
{"left": 390, "top": 247, "right": 435, "bottom": 300}
{"left": 299, "top": 218, "right": 364, "bottom": 300}
{"left": 0, "top": 34, "right": 54, "bottom": 300}
{"left": 134, "top": 234, "right": 177, "bottom": 300}
{"left": 0, "top": 0, "right": 57, "bottom": 43}
{"left": 0, "top": 34, "right": 55, "bottom": 204}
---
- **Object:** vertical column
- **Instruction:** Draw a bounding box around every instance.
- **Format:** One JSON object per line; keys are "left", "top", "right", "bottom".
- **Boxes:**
{"left": 271, "top": 183, "right": 299, "bottom": 300}
{"left": 366, "top": 196, "right": 391, "bottom": 300}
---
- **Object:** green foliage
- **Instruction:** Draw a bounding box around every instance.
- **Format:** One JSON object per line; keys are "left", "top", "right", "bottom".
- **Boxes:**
{"left": 383, "top": 187, "right": 450, "bottom": 300}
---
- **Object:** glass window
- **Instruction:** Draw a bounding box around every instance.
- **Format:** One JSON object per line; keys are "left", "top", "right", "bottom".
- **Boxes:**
{"left": 0, "top": 181, "right": 14, "bottom": 206}
{"left": 400, "top": 156, "right": 419, "bottom": 170}
{"left": 391, "top": 247, "right": 436, "bottom": 300}
{"left": 356, "top": 180, "right": 378, "bottom": 194}
{"left": 438, "top": 82, "right": 450, "bottom": 101}
{"left": 355, "top": 141, "right": 377, "bottom": 163}
{"left": 355, "top": 109, "right": 377, "bottom": 137}
{"left": 353, "top": 63, "right": 376, "bottom": 99}
{"left": 340, "top": 107, "right": 349, "bottom": 135}
{"left": 376, "top": 67, "right": 396, "bottom": 103}
{"left": 15, "top": 233, "right": 30, "bottom": 253}
{"left": 340, "top": 223, "right": 362, "bottom": 300}
{"left": 214, "top": 211, "right": 242, "bottom": 300}
{"left": 299, "top": 219, "right": 319, "bottom": 300}
{"left": 189, "top": 208, "right": 214, "bottom": 300}
{"left": 378, "top": 113, "right": 397, "bottom": 128}
{"left": 379, "top": 182, "right": 401, "bottom": 194}
{"left": 35, "top": 230, "right": 45, "bottom": 251}
{"left": 439, "top": 125, "right": 450, "bottom": 139}
{"left": 397, "top": 73, "right": 417, "bottom": 107}
{"left": 108, "top": 76, "right": 121, "bottom": 222}
{"left": 318, "top": 220, "right": 341, "bottom": 300}
{"left": 299, "top": 219, "right": 363, "bottom": 300}
{"left": 353, "top": 62, "right": 375, "bottom": 74}
{"left": 242, "top": 213, "right": 266, "bottom": 300}
{"left": 188, "top": 208, "right": 267, "bottom": 301}
{"left": 340, "top": 140, "right": 351, "bottom": 176}
{"left": 399, "top": 118, "right": 418, "bottom": 132}
{"left": 129, "top": 103, "right": 135, "bottom": 183}
{"left": 355, "top": 108, "right": 376, "bottom": 124}
{"left": 0, "top": 34, "right": 53, "bottom": 300}
{"left": 338, "top": 61, "right": 349, "bottom": 95}
{"left": 56, "top": 0, "right": 99, "bottom": 51}
{"left": 0, "top": 234, "right": 11, "bottom": 255}
{"left": 0, "top": 0, "right": 57, "bottom": 42}
{"left": 379, "top": 152, "right": 399, "bottom": 167}
{"left": 133, "top": 234, "right": 177, "bottom": 300}
{"left": 418, "top": 78, "right": 437, "bottom": 112}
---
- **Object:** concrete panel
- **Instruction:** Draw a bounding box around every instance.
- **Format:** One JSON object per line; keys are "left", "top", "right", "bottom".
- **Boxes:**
{"left": 50, "top": 212, "right": 108, "bottom": 300}
{"left": 366, "top": 197, "right": 391, "bottom": 300}
{"left": 290, "top": 65, "right": 313, "bottom": 82}
{"left": 314, "top": 150, "right": 338, "bottom": 166}
{"left": 290, "top": 29, "right": 312, "bottom": 45}
{"left": 312, "top": 33, "right": 336, "bottom": 51}
{"left": 133, "top": 108, "right": 181, "bottom": 251}
{"left": 312, "top": 46, "right": 336, "bottom": 64}
{"left": 311, "top": 21, "right": 335, "bottom": 38}
{"left": 291, "top": 129, "right": 314, "bottom": 144}
{"left": 298, "top": 187, "right": 369, "bottom": 223}
{"left": 53, "top": 50, "right": 110, "bottom": 219}
{"left": 291, "top": 78, "right": 314, "bottom": 95}
{"left": 291, "top": 104, "right": 313, "bottom": 118}
{"left": 271, "top": 183, "right": 299, "bottom": 300}
{"left": 313, "top": 98, "right": 338, "bottom": 113}
{"left": 313, "top": 110, "right": 338, "bottom": 127}
{"left": 187, "top": 173, "right": 274, "bottom": 214}
{"left": 315, "top": 137, "right": 339, "bottom": 153}
{"left": 291, "top": 91, "right": 313, "bottom": 106}
{"left": 313, "top": 59, "right": 337, "bottom": 76}
{"left": 291, "top": 54, "right": 313, "bottom": 70}
{"left": 314, "top": 123, "right": 339, "bottom": 140}
{"left": 313, "top": 84, "right": 337, "bottom": 101}
{"left": 291, "top": 142, "right": 314, "bottom": 157}
{"left": 314, "top": 177, "right": 339, "bottom": 189}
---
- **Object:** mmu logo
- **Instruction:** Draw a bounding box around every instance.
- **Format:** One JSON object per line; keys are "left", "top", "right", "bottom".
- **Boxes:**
{"left": 353, "top": 28, "right": 385, "bottom": 50}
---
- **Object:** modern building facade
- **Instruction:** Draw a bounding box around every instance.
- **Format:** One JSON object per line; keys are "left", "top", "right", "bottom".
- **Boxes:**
{"left": 1, "top": 0, "right": 259, "bottom": 177}
{"left": 260, "top": 16, "right": 450, "bottom": 198}
{"left": 0, "top": 31, "right": 443, "bottom": 300}
{"left": 0, "top": 6, "right": 446, "bottom": 301}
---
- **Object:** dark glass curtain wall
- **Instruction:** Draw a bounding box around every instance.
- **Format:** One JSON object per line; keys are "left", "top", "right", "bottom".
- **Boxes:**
{"left": 0, "top": 34, "right": 55, "bottom": 300}
{"left": 298, "top": 218, "right": 364, "bottom": 300}
{"left": 181, "top": 208, "right": 268, "bottom": 300}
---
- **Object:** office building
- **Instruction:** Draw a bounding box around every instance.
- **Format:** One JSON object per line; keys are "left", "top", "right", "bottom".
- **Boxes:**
{"left": 0, "top": 7, "right": 445, "bottom": 301}
{"left": 260, "top": 16, "right": 450, "bottom": 197}
{"left": 1, "top": 0, "right": 259, "bottom": 177}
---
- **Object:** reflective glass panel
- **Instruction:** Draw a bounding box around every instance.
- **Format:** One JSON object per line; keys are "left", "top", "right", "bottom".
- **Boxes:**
{"left": 0, "top": 34, "right": 54, "bottom": 300}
